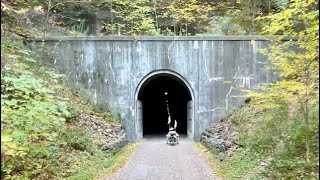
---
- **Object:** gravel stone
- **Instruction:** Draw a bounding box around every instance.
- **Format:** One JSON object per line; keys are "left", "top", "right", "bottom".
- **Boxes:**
{"left": 103, "top": 135, "right": 221, "bottom": 180}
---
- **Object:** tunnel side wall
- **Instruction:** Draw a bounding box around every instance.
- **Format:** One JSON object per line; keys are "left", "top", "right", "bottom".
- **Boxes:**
{"left": 29, "top": 36, "right": 282, "bottom": 141}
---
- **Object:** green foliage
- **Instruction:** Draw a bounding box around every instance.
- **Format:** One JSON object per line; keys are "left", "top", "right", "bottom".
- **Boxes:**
{"left": 0, "top": 48, "right": 125, "bottom": 179}
{"left": 252, "top": 0, "right": 318, "bottom": 163}
{"left": 230, "top": 104, "right": 289, "bottom": 155}
{"left": 208, "top": 0, "right": 277, "bottom": 35}
{"left": 2, "top": 84, "right": 60, "bottom": 178}
{"left": 215, "top": 1, "right": 319, "bottom": 176}
{"left": 65, "top": 143, "right": 136, "bottom": 180}
{"left": 256, "top": 0, "right": 319, "bottom": 81}
{"left": 160, "top": 0, "right": 212, "bottom": 35}
{"left": 4, "top": 0, "right": 303, "bottom": 36}
{"left": 218, "top": 1, "right": 319, "bottom": 178}
{"left": 266, "top": 102, "right": 319, "bottom": 179}
{"left": 101, "top": 111, "right": 121, "bottom": 123}
{"left": 1, "top": 55, "right": 76, "bottom": 179}
{"left": 219, "top": 148, "right": 263, "bottom": 179}
{"left": 62, "top": 127, "right": 91, "bottom": 151}
{"left": 3, "top": 0, "right": 47, "bottom": 8}
{"left": 1, "top": 24, "right": 127, "bottom": 179}
{"left": 57, "top": 101, "right": 80, "bottom": 123}
{"left": 66, "top": 149, "right": 116, "bottom": 180}
{"left": 40, "top": 0, "right": 214, "bottom": 36}
{"left": 71, "top": 19, "right": 90, "bottom": 35}
{"left": 213, "top": 101, "right": 319, "bottom": 179}
{"left": 101, "top": 0, "right": 156, "bottom": 35}
{"left": 4, "top": 0, "right": 286, "bottom": 36}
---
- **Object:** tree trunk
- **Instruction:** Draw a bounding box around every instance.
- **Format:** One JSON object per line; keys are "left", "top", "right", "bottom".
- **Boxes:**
{"left": 185, "top": 23, "right": 188, "bottom": 36}
{"left": 154, "top": 0, "right": 158, "bottom": 31}
{"left": 111, "top": 0, "right": 113, "bottom": 35}
{"left": 44, "top": 0, "right": 51, "bottom": 38}
{"left": 251, "top": 0, "right": 256, "bottom": 35}
{"left": 173, "top": 20, "right": 176, "bottom": 35}
{"left": 305, "top": 101, "right": 310, "bottom": 162}
{"left": 305, "top": 70, "right": 310, "bottom": 163}
{"left": 298, "top": 68, "right": 311, "bottom": 163}
{"left": 268, "top": 0, "right": 271, "bottom": 15}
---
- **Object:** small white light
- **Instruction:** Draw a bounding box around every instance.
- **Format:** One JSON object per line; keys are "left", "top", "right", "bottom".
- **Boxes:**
{"left": 164, "top": 92, "right": 168, "bottom": 95}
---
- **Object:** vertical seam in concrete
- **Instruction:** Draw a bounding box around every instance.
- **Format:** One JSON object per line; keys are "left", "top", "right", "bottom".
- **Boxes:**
{"left": 196, "top": 41, "right": 200, "bottom": 141}
{"left": 167, "top": 38, "right": 175, "bottom": 65}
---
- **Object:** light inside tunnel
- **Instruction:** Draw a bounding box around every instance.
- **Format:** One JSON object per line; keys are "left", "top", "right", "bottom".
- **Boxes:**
{"left": 138, "top": 74, "right": 192, "bottom": 135}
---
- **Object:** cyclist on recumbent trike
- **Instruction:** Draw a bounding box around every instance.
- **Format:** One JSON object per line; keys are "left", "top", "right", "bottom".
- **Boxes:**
{"left": 166, "top": 127, "right": 179, "bottom": 145}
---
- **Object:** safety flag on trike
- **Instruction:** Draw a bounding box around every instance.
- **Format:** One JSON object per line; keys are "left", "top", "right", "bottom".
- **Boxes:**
{"left": 167, "top": 115, "right": 171, "bottom": 124}
{"left": 174, "top": 120, "right": 177, "bottom": 129}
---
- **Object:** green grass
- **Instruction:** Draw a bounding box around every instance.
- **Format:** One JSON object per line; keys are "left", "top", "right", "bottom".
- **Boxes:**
{"left": 219, "top": 148, "right": 262, "bottom": 179}
{"left": 193, "top": 142, "right": 227, "bottom": 179}
{"left": 66, "top": 144, "right": 137, "bottom": 180}
{"left": 93, "top": 143, "right": 137, "bottom": 180}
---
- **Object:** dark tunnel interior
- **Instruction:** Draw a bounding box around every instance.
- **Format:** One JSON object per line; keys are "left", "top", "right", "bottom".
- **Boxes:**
{"left": 138, "top": 75, "right": 192, "bottom": 136}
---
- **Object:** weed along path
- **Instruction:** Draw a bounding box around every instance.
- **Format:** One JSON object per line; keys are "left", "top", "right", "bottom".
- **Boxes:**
{"left": 102, "top": 135, "right": 221, "bottom": 180}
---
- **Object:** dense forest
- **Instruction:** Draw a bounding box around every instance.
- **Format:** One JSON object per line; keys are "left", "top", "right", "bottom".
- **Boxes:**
{"left": 1, "top": 0, "right": 319, "bottom": 179}
{"left": 2, "top": 0, "right": 314, "bottom": 36}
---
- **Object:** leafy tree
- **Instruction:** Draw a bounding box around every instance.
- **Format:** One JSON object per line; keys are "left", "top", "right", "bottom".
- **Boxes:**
{"left": 102, "top": 0, "right": 156, "bottom": 35}
{"left": 246, "top": 0, "right": 318, "bottom": 162}
{"left": 209, "top": 0, "right": 280, "bottom": 35}
{"left": 158, "top": 0, "right": 213, "bottom": 35}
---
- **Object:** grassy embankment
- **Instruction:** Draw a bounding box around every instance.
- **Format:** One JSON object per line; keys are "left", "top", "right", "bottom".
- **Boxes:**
{"left": 196, "top": 101, "right": 318, "bottom": 179}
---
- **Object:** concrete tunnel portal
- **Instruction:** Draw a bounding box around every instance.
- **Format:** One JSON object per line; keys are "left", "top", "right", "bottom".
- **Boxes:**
{"left": 137, "top": 73, "right": 192, "bottom": 137}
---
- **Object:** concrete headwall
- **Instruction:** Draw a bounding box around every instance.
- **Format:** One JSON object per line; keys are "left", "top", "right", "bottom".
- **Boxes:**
{"left": 30, "top": 36, "right": 284, "bottom": 141}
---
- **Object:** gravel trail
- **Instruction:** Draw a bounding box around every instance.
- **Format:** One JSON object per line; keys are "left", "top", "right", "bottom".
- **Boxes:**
{"left": 103, "top": 135, "right": 221, "bottom": 180}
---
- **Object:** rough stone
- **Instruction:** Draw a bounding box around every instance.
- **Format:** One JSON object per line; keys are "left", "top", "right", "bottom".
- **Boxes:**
{"left": 77, "top": 112, "right": 128, "bottom": 151}
{"left": 200, "top": 121, "right": 239, "bottom": 159}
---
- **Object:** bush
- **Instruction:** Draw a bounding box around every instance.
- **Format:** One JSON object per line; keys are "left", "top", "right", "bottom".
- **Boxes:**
{"left": 211, "top": 101, "right": 319, "bottom": 179}
{"left": 62, "top": 127, "right": 91, "bottom": 151}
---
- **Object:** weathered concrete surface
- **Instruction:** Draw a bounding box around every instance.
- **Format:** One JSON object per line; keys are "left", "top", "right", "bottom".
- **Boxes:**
{"left": 29, "top": 36, "right": 291, "bottom": 141}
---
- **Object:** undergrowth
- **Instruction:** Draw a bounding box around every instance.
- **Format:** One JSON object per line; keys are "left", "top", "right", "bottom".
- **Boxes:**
{"left": 1, "top": 22, "right": 127, "bottom": 180}
{"left": 208, "top": 101, "right": 319, "bottom": 180}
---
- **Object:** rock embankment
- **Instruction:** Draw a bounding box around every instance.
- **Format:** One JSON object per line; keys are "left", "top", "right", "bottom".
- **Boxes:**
{"left": 200, "top": 121, "right": 239, "bottom": 161}
{"left": 78, "top": 111, "right": 128, "bottom": 151}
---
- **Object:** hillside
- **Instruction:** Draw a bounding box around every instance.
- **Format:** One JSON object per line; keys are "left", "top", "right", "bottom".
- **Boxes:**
{"left": 200, "top": 1, "right": 319, "bottom": 178}
{"left": 1, "top": 3, "right": 133, "bottom": 180}
{"left": 201, "top": 101, "right": 319, "bottom": 179}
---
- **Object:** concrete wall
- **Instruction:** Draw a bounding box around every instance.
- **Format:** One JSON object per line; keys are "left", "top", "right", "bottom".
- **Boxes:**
{"left": 29, "top": 36, "right": 286, "bottom": 141}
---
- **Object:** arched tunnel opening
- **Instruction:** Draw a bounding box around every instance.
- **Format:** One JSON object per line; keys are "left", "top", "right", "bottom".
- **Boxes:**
{"left": 138, "top": 74, "right": 192, "bottom": 136}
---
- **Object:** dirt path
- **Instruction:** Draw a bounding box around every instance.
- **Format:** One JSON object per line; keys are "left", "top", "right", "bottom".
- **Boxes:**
{"left": 103, "top": 135, "right": 221, "bottom": 180}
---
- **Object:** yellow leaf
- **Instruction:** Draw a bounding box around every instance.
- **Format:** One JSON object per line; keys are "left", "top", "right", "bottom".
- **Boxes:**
{"left": 17, "top": 8, "right": 28, "bottom": 14}
{"left": 1, "top": 3, "right": 10, "bottom": 11}
{"left": 34, "top": 6, "right": 43, "bottom": 12}
{"left": 1, "top": 135, "right": 13, "bottom": 143}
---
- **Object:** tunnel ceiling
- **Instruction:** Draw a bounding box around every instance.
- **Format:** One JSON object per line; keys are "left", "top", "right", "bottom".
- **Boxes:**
{"left": 138, "top": 74, "right": 192, "bottom": 100}
{"left": 138, "top": 74, "right": 192, "bottom": 135}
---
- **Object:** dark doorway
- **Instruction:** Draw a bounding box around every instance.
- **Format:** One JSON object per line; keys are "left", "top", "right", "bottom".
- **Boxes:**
{"left": 138, "top": 74, "right": 192, "bottom": 136}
